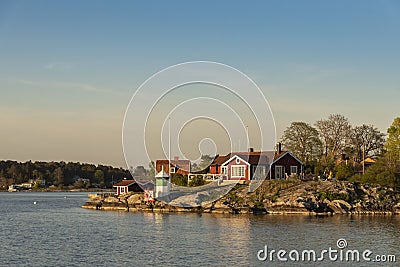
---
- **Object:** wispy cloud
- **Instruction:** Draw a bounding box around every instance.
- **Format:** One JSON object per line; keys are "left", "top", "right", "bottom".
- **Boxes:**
{"left": 43, "top": 62, "right": 74, "bottom": 70}
{"left": 285, "top": 62, "right": 355, "bottom": 82}
{"left": 16, "top": 79, "right": 124, "bottom": 95}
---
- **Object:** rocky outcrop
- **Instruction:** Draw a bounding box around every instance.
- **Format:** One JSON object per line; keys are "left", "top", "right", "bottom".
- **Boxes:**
{"left": 82, "top": 180, "right": 400, "bottom": 215}
{"left": 251, "top": 180, "right": 399, "bottom": 215}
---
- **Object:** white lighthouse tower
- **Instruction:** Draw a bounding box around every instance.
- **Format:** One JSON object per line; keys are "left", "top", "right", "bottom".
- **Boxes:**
{"left": 155, "top": 166, "right": 170, "bottom": 198}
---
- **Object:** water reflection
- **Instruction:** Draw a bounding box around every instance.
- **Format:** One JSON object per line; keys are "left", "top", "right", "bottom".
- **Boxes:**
{"left": 0, "top": 193, "right": 399, "bottom": 267}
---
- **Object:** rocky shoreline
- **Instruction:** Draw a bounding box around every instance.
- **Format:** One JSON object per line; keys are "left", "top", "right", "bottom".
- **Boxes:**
{"left": 81, "top": 180, "right": 400, "bottom": 215}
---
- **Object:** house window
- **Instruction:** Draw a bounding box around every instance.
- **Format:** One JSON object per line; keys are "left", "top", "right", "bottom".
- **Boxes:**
{"left": 275, "top": 166, "right": 284, "bottom": 179}
{"left": 231, "top": 165, "right": 246, "bottom": 177}
{"left": 170, "top": 167, "right": 176, "bottom": 173}
{"left": 236, "top": 158, "right": 241, "bottom": 164}
{"left": 290, "top": 166, "right": 298, "bottom": 174}
{"left": 221, "top": 166, "right": 227, "bottom": 175}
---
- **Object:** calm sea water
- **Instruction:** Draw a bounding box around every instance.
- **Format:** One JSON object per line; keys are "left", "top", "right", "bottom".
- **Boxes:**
{"left": 0, "top": 192, "right": 399, "bottom": 267}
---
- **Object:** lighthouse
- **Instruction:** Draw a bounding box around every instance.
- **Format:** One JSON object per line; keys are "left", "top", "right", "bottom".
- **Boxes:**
{"left": 155, "top": 166, "right": 170, "bottom": 198}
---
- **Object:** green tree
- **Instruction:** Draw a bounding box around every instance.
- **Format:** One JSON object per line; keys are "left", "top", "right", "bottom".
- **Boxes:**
{"left": 0, "top": 176, "right": 8, "bottom": 189}
{"left": 148, "top": 161, "right": 155, "bottom": 177}
{"left": 281, "top": 121, "right": 323, "bottom": 163}
{"left": 72, "top": 180, "right": 85, "bottom": 189}
{"left": 7, "top": 164, "right": 19, "bottom": 181}
{"left": 94, "top": 170, "right": 105, "bottom": 184}
{"left": 81, "top": 164, "right": 96, "bottom": 180}
{"left": 385, "top": 117, "right": 400, "bottom": 165}
{"left": 361, "top": 158, "right": 399, "bottom": 188}
{"left": 53, "top": 167, "right": 64, "bottom": 186}
{"left": 335, "top": 164, "right": 355, "bottom": 180}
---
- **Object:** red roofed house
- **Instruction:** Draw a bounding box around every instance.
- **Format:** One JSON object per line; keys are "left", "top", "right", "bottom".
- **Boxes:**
{"left": 209, "top": 146, "right": 303, "bottom": 180}
{"left": 156, "top": 156, "right": 191, "bottom": 176}
{"left": 209, "top": 150, "right": 272, "bottom": 180}
{"left": 113, "top": 179, "right": 154, "bottom": 195}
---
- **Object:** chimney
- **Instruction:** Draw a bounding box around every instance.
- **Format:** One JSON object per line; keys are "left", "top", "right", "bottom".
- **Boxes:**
{"left": 248, "top": 147, "right": 254, "bottom": 152}
{"left": 277, "top": 143, "right": 282, "bottom": 153}
{"left": 173, "top": 156, "right": 179, "bottom": 161}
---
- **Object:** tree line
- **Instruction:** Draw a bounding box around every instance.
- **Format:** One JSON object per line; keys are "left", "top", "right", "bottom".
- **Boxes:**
{"left": 281, "top": 115, "right": 400, "bottom": 187}
{"left": 1, "top": 114, "right": 398, "bottom": 190}
{"left": 0, "top": 161, "right": 131, "bottom": 190}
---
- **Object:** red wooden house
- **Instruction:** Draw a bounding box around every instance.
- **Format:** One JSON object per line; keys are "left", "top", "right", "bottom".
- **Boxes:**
{"left": 113, "top": 179, "right": 154, "bottom": 195}
{"left": 269, "top": 150, "right": 303, "bottom": 179}
{"left": 156, "top": 156, "right": 191, "bottom": 175}
{"left": 209, "top": 148, "right": 303, "bottom": 180}
{"left": 209, "top": 151, "right": 272, "bottom": 180}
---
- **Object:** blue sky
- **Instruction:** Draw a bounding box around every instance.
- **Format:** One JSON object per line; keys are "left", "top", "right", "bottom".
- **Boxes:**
{"left": 0, "top": 1, "right": 399, "bottom": 167}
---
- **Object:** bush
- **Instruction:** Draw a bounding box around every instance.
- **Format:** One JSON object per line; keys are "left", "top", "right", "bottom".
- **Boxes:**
{"left": 227, "top": 191, "right": 244, "bottom": 205}
{"left": 348, "top": 173, "right": 363, "bottom": 183}
{"left": 170, "top": 173, "right": 188, "bottom": 186}
{"left": 355, "top": 158, "right": 400, "bottom": 187}
{"left": 335, "top": 164, "right": 355, "bottom": 180}
{"left": 188, "top": 175, "right": 205, "bottom": 187}
{"left": 253, "top": 201, "right": 264, "bottom": 209}
{"left": 317, "top": 191, "right": 355, "bottom": 202}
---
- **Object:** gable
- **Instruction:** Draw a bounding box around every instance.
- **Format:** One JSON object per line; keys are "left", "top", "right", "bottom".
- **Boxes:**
{"left": 221, "top": 155, "right": 250, "bottom": 166}
{"left": 273, "top": 151, "right": 303, "bottom": 165}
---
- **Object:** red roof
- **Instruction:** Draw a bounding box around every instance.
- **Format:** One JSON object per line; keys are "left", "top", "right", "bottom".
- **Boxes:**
{"left": 211, "top": 150, "right": 303, "bottom": 166}
{"left": 113, "top": 180, "right": 136, "bottom": 187}
{"left": 212, "top": 151, "right": 274, "bottom": 166}
{"left": 156, "top": 159, "right": 191, "bottom": 171}
{"left": 212, "top": 154, "right": 231, "bottom": 165}
{"left": 273, "top": 151, "right": 288, "bottom": 161}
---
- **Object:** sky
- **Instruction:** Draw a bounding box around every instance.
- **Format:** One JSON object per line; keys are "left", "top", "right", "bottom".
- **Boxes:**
{"left": 0, "top": 1, "right": 399, "bottom": 168}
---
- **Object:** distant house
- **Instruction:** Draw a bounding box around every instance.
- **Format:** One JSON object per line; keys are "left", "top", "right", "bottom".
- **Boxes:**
{"left": 8, "top": 181, "right": 35, "bottom": 192}
{"left": 21, "top": 182, "right": 33, "bottom": 189}
{"left": 354, "top": 157, "right": 376, "bottom": 174}
{"left": 361, "top": 157, "right": 376, "bottom": 167}
{"left": 156, "top": 156, "right": 191, "bottom": 176}
{"left": 270, "top": 150, "right": 303, "bottom": 179}
{"left": 113, "top": 179, "right": 154, "bottom": 196}
{"left": 209, "top": 147, "right": 303, "bottom": 180}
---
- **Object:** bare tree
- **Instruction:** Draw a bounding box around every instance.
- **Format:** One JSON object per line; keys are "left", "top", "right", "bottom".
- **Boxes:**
{"left": 281, "top": 122, "right": 323, "bottom": 163}
{"left": 352, "top": 124, "right": 385, "bottom": 161}
{"left": 315, "top": 114, "right": 352, "bottom": 159}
